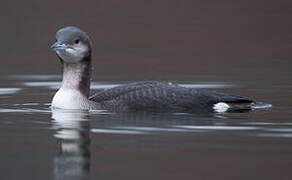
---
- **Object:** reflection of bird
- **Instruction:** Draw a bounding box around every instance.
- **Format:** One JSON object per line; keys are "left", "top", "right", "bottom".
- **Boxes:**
{"left": 52, "top": 109, "right": 90, "bottom": 180}
{"left": 51, "top": 26, "right": 254, "bottom": 112}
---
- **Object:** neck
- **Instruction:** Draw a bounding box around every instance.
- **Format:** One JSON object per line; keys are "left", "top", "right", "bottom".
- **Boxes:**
{"left": 61, "top": 57, "right": 91, "bottom": 97}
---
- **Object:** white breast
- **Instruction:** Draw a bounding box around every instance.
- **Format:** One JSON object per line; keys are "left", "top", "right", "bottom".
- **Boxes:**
{"left": 52, "top": 88, "right": 90, "bottom": 110}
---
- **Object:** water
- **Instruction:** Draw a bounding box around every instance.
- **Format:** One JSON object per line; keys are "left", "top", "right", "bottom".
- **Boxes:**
{"left": 0, "top": 69, "right": 291, "bottom": 180}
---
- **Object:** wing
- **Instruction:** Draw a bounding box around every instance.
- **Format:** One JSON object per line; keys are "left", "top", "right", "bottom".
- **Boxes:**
{"left": 89, "top": 81, "right": 253, "bottom": 111}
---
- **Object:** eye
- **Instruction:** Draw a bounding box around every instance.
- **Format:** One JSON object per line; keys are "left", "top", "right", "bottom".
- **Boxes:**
{"left": 75, "top": 39, "right": 80, "bottom": 44}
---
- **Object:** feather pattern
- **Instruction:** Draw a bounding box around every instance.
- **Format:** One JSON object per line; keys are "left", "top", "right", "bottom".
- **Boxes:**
{"left": 89, "top": 81, "right": 253, "bottom": 111}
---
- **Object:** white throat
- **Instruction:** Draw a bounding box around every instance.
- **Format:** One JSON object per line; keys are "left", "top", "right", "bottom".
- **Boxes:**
{"left": 52, "top": 61, "right": 92, "bottom": 110}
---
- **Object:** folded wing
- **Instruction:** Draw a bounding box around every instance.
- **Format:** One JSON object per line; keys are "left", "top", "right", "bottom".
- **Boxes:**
{"left": 89, "top": 81, "right": 253, "bottom": 111}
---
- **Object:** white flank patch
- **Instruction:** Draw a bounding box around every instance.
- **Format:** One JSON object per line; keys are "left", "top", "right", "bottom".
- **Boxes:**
{"left": 213, "top": 102, "right": 230, "bottom": 113}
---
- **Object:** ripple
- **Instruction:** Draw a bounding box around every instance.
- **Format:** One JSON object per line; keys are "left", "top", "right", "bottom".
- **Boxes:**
{"left": 257, "top": 133, "right": 292, "bottom": 138}
{"left": 10, "top": 74, "right": 60, "bottom": 80}
{"left": 91, "top": 84, "right": 121, "bottom": 90}
{"left": 114, "top": 126, "right": 197, "bottom": 132}
{"left": 23, "top": 82, "right": 120, "bottom": 90}
{"left": 0, "top": 108, "right": 29, "bottom": 113}
{"left": 0, "top": 108, "right": 50, "bottom": 113}
{"left": 242, "top": 122, "right": 292, "bottom": 126}
{"left": 173, "top": 125, "right": 258, "bottom": 130}
{"left": 0, "top": 88, "right": 21, "bottom": 95}
{"left": 91, "top": 129, "right": 146, "bottom": 135}
{"left": 252, "top": 103, "right": 273, "bottom": 109}
{"left": 180, "top": 83, "right": 233, "bottom": 88}
{"left": 89, "top": 109, "right": 112, "bottom": 115}
{"left": 14, "top": 103, "right": 40, "bottom": 106}
{"left": 265, "top": 128, "right": 292, "bottom": 132}
{"left": 23, "top": 82, "right": 60, "bottom": 89}
{"left": 23, "top": 81, "right": 233, "bottom": 90}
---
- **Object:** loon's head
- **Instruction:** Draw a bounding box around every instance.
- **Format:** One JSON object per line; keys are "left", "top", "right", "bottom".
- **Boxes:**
{"left": 51, "top": 26, "right": 92, "bottom": 63}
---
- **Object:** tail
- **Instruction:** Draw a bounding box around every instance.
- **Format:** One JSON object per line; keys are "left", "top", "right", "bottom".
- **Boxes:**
{"left": 212, "top": 92, "right": 255, "bottom": 112}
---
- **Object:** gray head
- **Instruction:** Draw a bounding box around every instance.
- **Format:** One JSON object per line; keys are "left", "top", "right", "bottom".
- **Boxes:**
{"left": 51, "top": 26, "right": 92, "bottom": 63}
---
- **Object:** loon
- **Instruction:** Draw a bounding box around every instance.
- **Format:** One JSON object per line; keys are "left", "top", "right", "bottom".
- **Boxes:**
{"left": 50, "top": 26, "right": 254, "bottom": 112}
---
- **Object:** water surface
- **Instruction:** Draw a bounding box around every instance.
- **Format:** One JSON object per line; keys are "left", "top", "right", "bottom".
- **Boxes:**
{"left": 0, "top": 70, "right": 291, "bottom": 180}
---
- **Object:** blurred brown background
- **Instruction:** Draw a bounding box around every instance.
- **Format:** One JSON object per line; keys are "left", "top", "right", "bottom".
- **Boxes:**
{"left": 0, "top": 0, "right": 291, "bottom": 80}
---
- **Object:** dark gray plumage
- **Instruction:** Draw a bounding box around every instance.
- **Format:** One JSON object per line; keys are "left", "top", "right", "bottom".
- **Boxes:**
{"left": 51, "top": 26, "right": 254, "bottom": 112}
{"left": 89, "top": 81, "right": 253, "bottom": 112}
